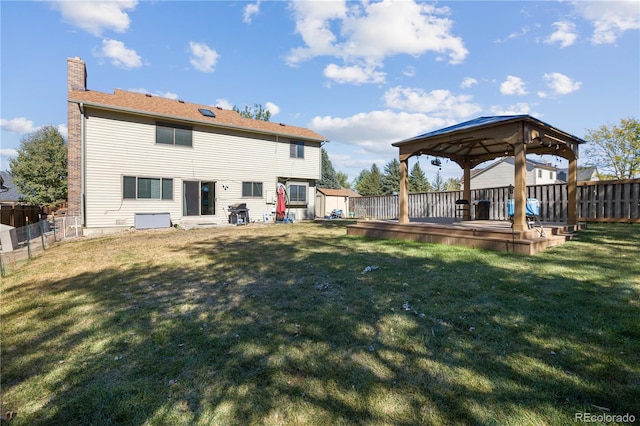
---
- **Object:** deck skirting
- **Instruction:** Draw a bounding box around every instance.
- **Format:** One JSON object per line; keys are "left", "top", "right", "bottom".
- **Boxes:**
{"left": 346, "top": 219, "right": 584, "bottom": 255}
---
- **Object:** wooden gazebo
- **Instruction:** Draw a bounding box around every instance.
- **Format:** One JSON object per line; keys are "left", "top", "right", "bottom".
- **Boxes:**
{"left": 392, "top": 115, "right": 585, "bottom": 231}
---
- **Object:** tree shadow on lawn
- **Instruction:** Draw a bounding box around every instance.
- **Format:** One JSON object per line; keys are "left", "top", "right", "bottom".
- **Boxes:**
{"left": 2, "top": 225, "right": 639, "bottom": 425}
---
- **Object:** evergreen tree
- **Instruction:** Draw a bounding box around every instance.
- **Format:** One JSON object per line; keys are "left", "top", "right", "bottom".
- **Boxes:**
{"left": 318, "top": 148, "right": 340, "bottom": 188}
{"left": 409, "top": 163, "right": 431, "bottom": 193}
{"left": 381, "top": 158, "right": 401, "bottom": 195}
{"left": 9, "top": 125, "right": 67, "bottom": 207}
{"left": 353, "top": 168, "right": 370, "bottom": 192}
{"left": 431, "top": 170, "right": 445, "bottom": 191}
{"left": 355, "top": 163, "right": 383, "bottom": 196}
{"left": 336, "top": 171, "right": 350, "bottom": 189}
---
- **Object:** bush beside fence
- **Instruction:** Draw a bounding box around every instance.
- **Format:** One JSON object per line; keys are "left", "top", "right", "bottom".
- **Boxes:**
{"left": 349, "top": 179, "right": 640, "bottom": 223}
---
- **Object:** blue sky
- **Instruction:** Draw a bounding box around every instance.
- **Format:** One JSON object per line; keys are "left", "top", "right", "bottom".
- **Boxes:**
{"left": 1, "top": 1, "right": 639, "bottom": 183}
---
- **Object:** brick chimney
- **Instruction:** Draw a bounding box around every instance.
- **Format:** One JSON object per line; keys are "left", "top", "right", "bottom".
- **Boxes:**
{"left": 67, "top": 57, "right": 86, "bottom": 220}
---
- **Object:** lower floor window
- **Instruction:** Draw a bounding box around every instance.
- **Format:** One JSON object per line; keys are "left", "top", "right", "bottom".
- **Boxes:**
{"left": 242, "top": 181, "right": 263, "bottom": 197}
{"left": 123, "top": 176, "right": 173, "bottom": 200}
{"left": 288, "top": 184, "right": 307, "bottom": 204}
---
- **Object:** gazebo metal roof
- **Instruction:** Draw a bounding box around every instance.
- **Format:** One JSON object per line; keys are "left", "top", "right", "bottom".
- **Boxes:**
{"left": 393, "top": 115, "right": 585, "bottom": 168}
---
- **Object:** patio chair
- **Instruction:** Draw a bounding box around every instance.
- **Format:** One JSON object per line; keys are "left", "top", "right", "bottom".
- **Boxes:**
{"left": 455, "top": 199, "right": 469, "bottom": 221}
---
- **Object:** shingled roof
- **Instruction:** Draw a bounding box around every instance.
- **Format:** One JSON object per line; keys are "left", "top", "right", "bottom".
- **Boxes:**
{"left": 68, "top": 88, "right": 327, "bottom": 143}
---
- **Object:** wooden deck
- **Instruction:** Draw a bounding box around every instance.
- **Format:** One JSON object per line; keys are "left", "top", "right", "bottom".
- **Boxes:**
{"left": 346, "top": 218, "right": 585, "bottom": 255}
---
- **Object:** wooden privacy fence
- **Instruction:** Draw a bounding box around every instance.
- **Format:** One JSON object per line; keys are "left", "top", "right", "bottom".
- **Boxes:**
{"left": 0, "top": 204, "right": 42, "bottom": 227}
{"left": 349, "top": 179, "right": 640, "bottom": 223}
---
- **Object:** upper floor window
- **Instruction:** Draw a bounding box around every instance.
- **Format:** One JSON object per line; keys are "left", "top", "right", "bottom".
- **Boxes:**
{"left": 538, "top": 169, "right": 542, "bottom": 178}
{"left": 549, "top": 171, "right": 554, "bottom": 179}
{"left": 156, "top": 122, "right": 192, "bottom": 147}
{"left": 290, "top": 142, "right": 304, "bottom": 159}
{"left": 242, "top": 182, "right": 263, "bottom": 198}
{"left": 123, "top": 176, "right": 173, "bottom": 200}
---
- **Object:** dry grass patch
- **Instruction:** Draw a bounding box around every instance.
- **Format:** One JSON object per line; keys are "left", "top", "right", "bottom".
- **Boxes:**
{"left": 1, "top": 222, "right": 639, "bottom": 425}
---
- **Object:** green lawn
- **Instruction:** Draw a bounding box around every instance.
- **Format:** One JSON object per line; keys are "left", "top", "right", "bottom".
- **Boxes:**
{"left": 1, "top": 222, "right": 639, "bottom": 425}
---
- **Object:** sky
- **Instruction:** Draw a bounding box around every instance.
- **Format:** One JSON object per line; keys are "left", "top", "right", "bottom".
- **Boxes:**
{"left": 1, "top": 0, "right": 639, "bottom": 184}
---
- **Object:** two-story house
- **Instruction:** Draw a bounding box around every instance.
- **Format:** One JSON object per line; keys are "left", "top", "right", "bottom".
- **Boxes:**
{"left": 67, "top": 57, "right": 327, "bottom": 233}
{"left": 462, "top": 157, "right": 559, "bottom": 190}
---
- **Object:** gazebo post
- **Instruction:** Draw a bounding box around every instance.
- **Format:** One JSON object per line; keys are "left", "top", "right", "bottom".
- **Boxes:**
{"left": 399, "top": 156, "right": 409, "bottom": 224}
{"left": 567, "top": 155, "right": 578, "bottom": 226}
{"left": 462, "top": 164, "right": 471, "bottom": 220}
{"left": 513, "top": 139, "right": 527, "bottom": 231}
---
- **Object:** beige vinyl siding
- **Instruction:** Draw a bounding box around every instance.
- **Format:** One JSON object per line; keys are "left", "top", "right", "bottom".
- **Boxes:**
{"left": 470, "top": 160, "right": 557, "bottom": 190}
{"left": 470, "top": 161, "right": 518, "bottom": 190}
{"left": 84, "top": 110, "right": 320, "bottom": 228}
{"left": 316, "top": 195, "right": 350, "bottom": 218}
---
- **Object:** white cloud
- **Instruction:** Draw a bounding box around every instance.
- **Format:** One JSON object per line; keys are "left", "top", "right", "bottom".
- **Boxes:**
{"left": 0, "top": 117, "right": 37, "bottom": 134}
{"left": 495, "top": 26, "right": 530, "bottom": 44}
{"left": 1, "top": 149, "right": 18, "bottom": 170}
{"left": 383, "top": 86, "right": 481, "bottom": 118}
{"left": 543, "top": 72, "right": 582, "bottom": 95}
{"left": 1, "top": 148, "right": 18, "bottom": 158}
{"left": 243, "top": 1, "right": 261, "bottom": 24}
{"left": 286, "top": 0, "right": 468, "bottom": 83}
{"left": 508, "top": 26, "right": 530, "bottom": 40}
{"left": 402, "top": 66, "right": 416, "bottom": 77}
{"left": 215, "top": 99, "right": 234, "bottom": 110}
{"left": 265, "top": 102, "right": 280, "bottom": 116}
{"left": 323, "top": 63, "right": 386, "bottom": 85}
{"left": 545, "top": 21, "right": 578, "bottom": 48}
{"left": 189, "top": 41, "right": 219, "bottom": 73}
{"left": 57, "top": 124, "right": 68, "bottom": 140}
{"left": 489, "top": 103, "right": 533, "bottom": 116}
{"left": 52, "top": 0, "right": 137, "bottom": 37}
{"left": 96, "top": 39, "right": 142, "bottom": 69}
{"left": 461, "top": 77, "right": 478, "bottom": 89}
{"left": 309, "top": 110, "right": 449, "bottom": 155}
{"left": 129, "top": 88, "right": 179, "bottom": 99}
{"left": 574, "top": 1, "right": 640, "bottom": 44}
{"left": 500, "top": 76, "right": 528, "bottom": 96}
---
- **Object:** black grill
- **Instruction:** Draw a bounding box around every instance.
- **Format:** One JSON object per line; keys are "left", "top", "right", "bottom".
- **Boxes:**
{"left": 228, "top": 203, "right": 249, "bottom": 225}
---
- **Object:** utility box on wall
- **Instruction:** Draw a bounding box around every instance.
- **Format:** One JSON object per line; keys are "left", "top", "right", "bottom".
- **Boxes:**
{"left": 134, "top": 212, "right": 171, "bottom": 229}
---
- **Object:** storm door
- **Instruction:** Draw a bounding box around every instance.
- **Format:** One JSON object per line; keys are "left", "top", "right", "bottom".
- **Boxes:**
{"left": 201, "top": 181, "right": 215, "bottom": 215}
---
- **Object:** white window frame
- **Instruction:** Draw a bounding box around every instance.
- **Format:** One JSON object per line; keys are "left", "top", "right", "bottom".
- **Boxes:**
{"left": 287, "top": 182, "right": 308, "bottom": 205}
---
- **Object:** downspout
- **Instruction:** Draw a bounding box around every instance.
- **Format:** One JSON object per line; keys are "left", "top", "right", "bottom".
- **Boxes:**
{"left": 80, "top": 102, "right": 86, "bottom": 227}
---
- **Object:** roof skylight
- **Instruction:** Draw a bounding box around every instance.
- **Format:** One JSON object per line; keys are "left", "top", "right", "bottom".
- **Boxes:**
{"left": 198, "top": 108, "right": 216, "bottom": 118}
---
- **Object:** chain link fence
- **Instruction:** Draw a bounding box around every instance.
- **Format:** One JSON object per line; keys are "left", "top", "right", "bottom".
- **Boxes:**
{"left": 0, "top": 216, "right": 83, "bottom": 276}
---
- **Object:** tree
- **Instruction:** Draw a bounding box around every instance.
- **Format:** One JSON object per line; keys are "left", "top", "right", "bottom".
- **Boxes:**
{"left": 336, "top": 171, "right": 350, "bottom": 189}
{"left": 381, "top": 158, "right": 401, "bottom": 195}
{"left": 233, "top": 103, "right": 272, "bottom": 121}
{"left": 354, "top": 163, "right": 383, "bottom": 196}
{"left": 9, "top": 125, "right": 67, "bottom": 207}
{"left": 444, "top": 178, "right": 460, "bottom": 191}
{"left": 409, "top": 163, "right": 431, "bottom": 193}
{"left": 583, "top": 117, "right": 639, "bottom": 179}
{"left": 431, "top": 171, "right": 445, "bottom": 191}
{"left": 318, "top": 148, "right": 340, "bottom": 189}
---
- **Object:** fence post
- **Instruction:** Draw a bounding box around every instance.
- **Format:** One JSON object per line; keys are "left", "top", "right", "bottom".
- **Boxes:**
{"left": 40, "top": 220, "right": 45, "bottom": 250}
{"left": 26, "top": 218, "right": 31, "bottom": 259}
{"left": 53, "top": 215, "right": 57, "bottom": 242}
{"left": 75, "top": 216, "right": 78, "bottom": 237}
{"left": 63, "top": 216, "right": 67, "bottom": 239}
